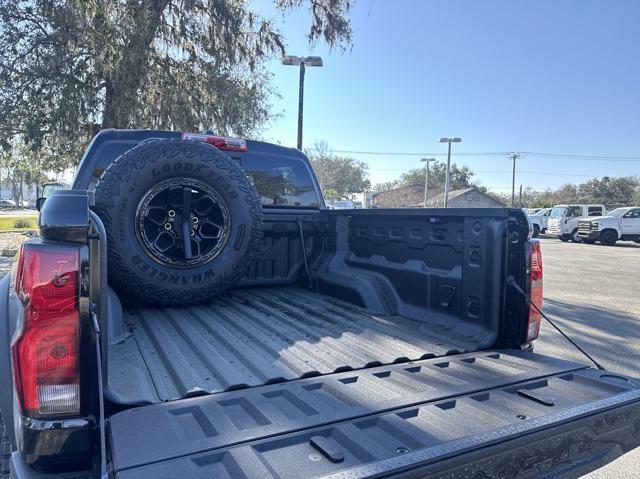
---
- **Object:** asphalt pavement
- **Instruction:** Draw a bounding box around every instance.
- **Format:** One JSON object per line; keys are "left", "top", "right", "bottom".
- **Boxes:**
{"left": 534, "top": 237, "right": 640, "bottom": 478}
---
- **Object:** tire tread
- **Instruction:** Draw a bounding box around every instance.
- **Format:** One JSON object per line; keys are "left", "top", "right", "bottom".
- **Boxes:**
{"left": 1, "top": 412, "right": 12, "bottom": 479}
{"left": 94, "top": 139, "right": 262, "bottom": 307}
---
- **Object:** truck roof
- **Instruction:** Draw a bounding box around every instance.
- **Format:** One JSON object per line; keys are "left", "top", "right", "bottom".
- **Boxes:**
{"left": 71, "top": 129, "right": 324, "bottom": 209}
{"left": 552, "top": 204, "right": 606, "bottom": 208}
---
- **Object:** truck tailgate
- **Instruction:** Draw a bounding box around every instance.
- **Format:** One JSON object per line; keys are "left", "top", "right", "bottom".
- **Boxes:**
{"left": 108, "top": 350, "right": 640, "bottom": 478}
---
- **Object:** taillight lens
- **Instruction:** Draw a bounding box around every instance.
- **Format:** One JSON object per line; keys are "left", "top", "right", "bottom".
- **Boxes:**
{"left": 181, "top": 132, "right": 248, "bottom": 152}
{"left": 526, "top": 240, "right": 543, "bottom": 342}
{"left": 11, "top": 244, "right": 81, "bottom": 418}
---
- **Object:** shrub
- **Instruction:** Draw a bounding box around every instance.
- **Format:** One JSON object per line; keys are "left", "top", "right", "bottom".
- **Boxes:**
{"left": 13, "top": 218, "right": 33, "bottom": 229}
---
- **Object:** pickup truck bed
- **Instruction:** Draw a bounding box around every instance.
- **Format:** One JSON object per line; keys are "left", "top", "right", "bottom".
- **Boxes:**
{"left": 108, "top": 287, "right": 478, "bottom": 402}
{"left": 105, "top": 206, "right": 517, "bottom": 406}
{"left": 109, "top": 351, "right": 640, "bottom": 478}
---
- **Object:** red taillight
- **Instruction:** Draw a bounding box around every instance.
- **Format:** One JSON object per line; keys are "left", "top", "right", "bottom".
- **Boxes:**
{"left": 11, "top": 244, "right": 81, "bottom": 418}
{"left": 526, "top": 240, "right": 543, "bottom": 342}
{"left": 181, "top": 132, "right": 248, "bottom": 152}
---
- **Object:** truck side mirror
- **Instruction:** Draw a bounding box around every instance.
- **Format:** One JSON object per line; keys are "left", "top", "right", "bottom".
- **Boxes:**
{"left": 36, "top": 197, "right": 46, "bottom": 211}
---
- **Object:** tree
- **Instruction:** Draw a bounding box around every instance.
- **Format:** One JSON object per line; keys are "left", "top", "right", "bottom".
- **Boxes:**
{"left": 307, "top": 140, "right": 370, "bottom": 198}
{"left": 493, "top": 176, "right": 640, "bottom": 209}
{"left": 373, "top": 162, "right": 478, "bottom": 193}
{"left": 371, "top": 181, "right": 398, "bottom": 193}
{"left": 0, "top": 0, "right": 353, "bottom": 167}
{"left": 577, "top": 176, "right": 639, "bottom": 208}
{"left": 0, "top": 140, "right": 52, "bottom": 204}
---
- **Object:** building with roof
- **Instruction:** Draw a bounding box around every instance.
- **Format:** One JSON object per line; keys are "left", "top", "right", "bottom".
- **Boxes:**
{"left": 372, "top": 185, "right": 505, "bottom": 208}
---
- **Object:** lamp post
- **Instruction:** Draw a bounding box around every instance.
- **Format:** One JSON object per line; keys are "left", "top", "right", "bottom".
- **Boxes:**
{"left": 438, "top": 137, "right": 462, "bottom": 207}
{"left": 282, "top": 55, "right": 323, "bottom": 150}
{"left": 509, "top": 152, "right": 520, "bottom": 207}
{"left": 420, "top": 157, "right": 436, "bottom": 208}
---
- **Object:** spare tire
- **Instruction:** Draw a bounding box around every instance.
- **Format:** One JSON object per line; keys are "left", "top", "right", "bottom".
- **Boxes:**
{"left": 94, "top": 138, "right": 262, "bottom": 307}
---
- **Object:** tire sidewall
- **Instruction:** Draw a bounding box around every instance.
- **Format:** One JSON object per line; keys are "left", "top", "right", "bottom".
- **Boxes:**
{"left": 600, "top": 230, "right": 617, "bottom": 246}
{"left": 95, "top": 139, "right": 261, "bottom": 305}
{"left": 570, "top": 229, "right": 582, "bottom": 243}
{"left": 532, "top": 224, "right": 540, "bottom": 238}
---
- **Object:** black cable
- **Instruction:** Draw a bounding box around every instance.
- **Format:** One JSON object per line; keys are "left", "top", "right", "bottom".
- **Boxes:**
{"left": 507, "top": 276, "right": 605, "bottom": 370}
{"left": 91, "top": 312, "right": 108, "bottom": 479}
{"left": 89, "top": 211, "right": 108, "bottom": 478}
{"left": 297, "top": 219, "right": 312, "bottom": 289}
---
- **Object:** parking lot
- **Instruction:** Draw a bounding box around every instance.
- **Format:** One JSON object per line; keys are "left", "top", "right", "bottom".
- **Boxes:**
{"left": 535, "top": 237, "right": 640, "bottom": 478}
{"left": 535, "top": 237, "right": 640, "bottom": 377}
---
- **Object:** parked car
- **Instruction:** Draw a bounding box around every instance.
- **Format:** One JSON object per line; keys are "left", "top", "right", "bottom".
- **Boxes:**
{"left": 40, "top": 182, "right": 71, "bottom": 199}
{"left": 0, "top": 198, "right": 15, "bottom": 208}
{"left": 524, "top": 207, "right": 542, "bottom": 215}
{"left": 546, "top": 204, "right": 606, "bottom": 242}
{"left": 2, "top": 130, "right": 640, "bottom": 479}
{"left": 23, "top": 199, "right": 37, "bottom": 209}
{"left": 527, "top": 207, "right": 551, "bottom": 237}
{"left": 577, "top": 206, "right": 640, "bottom": 245}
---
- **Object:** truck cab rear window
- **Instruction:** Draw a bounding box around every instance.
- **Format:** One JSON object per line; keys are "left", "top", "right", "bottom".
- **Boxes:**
{"left": 588, "top": 206, "right": 603, "bottom": 216}
{"left": 240, "top": 156, "right": 320, "bottom": 208}
{"left": 86, "top": 139, "right": 321, "bottom": 208}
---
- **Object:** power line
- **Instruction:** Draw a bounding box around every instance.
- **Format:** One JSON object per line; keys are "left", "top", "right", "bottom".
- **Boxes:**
{"left": 311, "top": 147, "right": 640, "bottom": 162}
{"left": 367, "top": 168, "right": 594, "bottom": 177}
{"left": 319, "top": 149, "right": 510, "bottom": 157}
{"left": 523, "top": 152, "right": 640, "bottom": 161}
{"left": 477, "top": 169, "right": 593, "bottom": 177}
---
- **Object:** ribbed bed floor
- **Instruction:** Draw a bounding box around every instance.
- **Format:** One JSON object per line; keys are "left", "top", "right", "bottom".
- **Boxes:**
{"left": 114, "top": 288, "right": 475, "bottom": 401}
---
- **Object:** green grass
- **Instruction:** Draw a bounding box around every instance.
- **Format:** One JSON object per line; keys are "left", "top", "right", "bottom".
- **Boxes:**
{"left": 0, "top": 216, "right": 37, "bottom": 231}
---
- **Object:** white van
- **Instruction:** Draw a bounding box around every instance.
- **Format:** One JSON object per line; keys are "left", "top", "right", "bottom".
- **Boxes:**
{"left": 546, "top": 204, "right": 606, "bottom": 242}
{"left": 528, "top": 208, "right": 551, "bottom": 237}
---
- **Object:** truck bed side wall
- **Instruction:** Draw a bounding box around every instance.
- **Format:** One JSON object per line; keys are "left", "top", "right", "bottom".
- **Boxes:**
{"left": 232, "top": 208, "right": 528, "bottom": 350}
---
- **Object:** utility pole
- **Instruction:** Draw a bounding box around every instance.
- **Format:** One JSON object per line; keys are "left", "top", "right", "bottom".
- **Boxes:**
{"left": 282, "top": 55, "right": 323, "bottom": 150}
{"left": 438, "top": 137, "right": 462, "bottom": 207}
{"left": 420, "top": 158, "right": 436, "bottom": 208}
{"left": 510, "top": 152, "right": 520, "bottom": 207}
{"left": 519, "top": 184, "right": 523, "bottom": 208}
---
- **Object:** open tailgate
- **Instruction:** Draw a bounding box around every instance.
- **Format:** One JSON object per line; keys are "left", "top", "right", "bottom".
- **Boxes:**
{"left": 108, "top": 350, "right": 640, "bottom": 478}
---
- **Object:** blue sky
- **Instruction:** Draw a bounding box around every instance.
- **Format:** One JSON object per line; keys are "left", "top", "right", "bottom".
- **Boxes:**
{"left": 255, "top": 0, "right": 640, "bottom": 192}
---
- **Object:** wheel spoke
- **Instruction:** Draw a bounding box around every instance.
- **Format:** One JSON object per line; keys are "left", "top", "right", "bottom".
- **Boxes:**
{"left": 136, "top": 178, "right": 229, "bottom": 266}
{"left": 181, "top": 187, "right": 193, "bottom": 259}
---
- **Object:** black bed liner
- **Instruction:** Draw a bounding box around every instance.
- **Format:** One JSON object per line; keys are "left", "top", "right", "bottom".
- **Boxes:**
{"left": 110, "top": 288, "right": 484, "bottom": 402}
{"left": 108, "top": 349, "right": 640, "bottom": 477}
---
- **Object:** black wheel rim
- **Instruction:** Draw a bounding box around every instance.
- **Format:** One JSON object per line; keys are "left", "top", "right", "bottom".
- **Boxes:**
{"left": 135, "top": 178, "right": 230, "bottom": 267}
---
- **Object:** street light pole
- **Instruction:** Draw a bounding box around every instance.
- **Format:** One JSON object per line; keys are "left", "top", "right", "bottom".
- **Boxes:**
{"left": 510, "top": 152, "right": 520, "bottom": 207}
{"left": 282, "top": 55, "right": 323, "bottom": 150}
{"left": 297, "top": 61, "right": 305, "bottom": 151}
{"left": 421, "top": 157, "right": 436, "bottom": 208}
{"left": 438, "top": 137, "right": 462, "bottom": 207}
